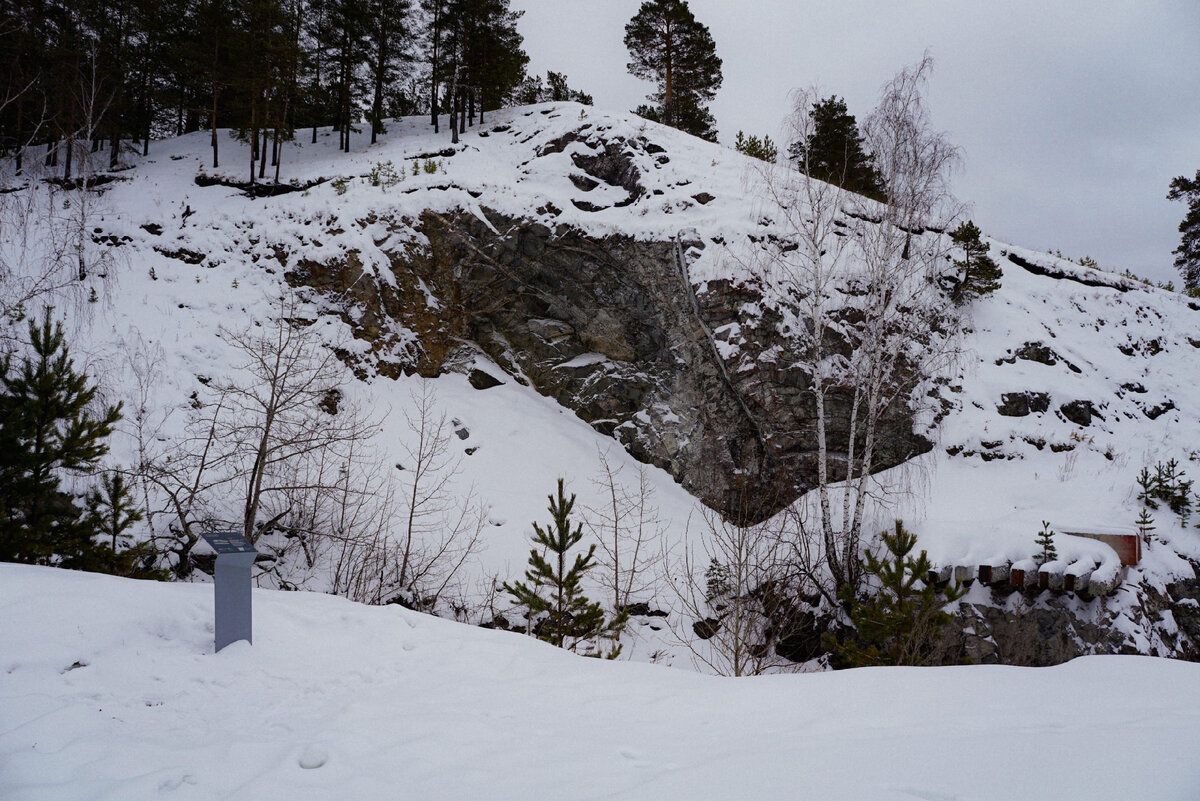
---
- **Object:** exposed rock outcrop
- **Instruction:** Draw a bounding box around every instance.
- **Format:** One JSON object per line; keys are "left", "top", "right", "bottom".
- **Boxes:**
{"left": 288, "top": 207, "right": 931, "bottom": 523}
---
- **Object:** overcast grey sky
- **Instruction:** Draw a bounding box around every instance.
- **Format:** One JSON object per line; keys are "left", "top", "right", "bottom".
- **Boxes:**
{"left": 510, "top": 0, "right": 1199, "bottom": 283}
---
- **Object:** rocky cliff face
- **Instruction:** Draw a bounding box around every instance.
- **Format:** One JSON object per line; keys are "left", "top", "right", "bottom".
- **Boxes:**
{"left": 288, "top": 207, "right": 931, "bottom": 523}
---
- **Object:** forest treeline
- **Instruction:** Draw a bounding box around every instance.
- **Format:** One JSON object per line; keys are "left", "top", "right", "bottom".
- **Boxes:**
{"left": 0, "top": 0, "right": 561, "bottom": 181}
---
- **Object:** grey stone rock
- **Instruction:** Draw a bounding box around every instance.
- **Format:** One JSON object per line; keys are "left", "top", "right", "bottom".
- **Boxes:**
{"left": 468, "top": 369, "right": 504, "bottom": 390}
{"left": 1059, "top": 399, "right": 1100, "bottom": 427}
{"left": 997, "top": 391, "right": 1051, "bottom": 417}
{"left": 289, "top": 207, "right": 932, "bottom": 524}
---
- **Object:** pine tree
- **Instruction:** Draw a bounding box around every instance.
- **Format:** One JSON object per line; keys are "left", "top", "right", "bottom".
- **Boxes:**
{"left": 1137, "top": 465, "right": 1159, "bottom": 509}
{"left": 1135, "top": 507, "right": 1156, "bottom": 546}
{"left": 503, "top": 479, "right": 625, "bottom": 656}
{"left": 366, "top": 0, "right": 414, "bottom": 145}
{"left": 826, "top": 520, "right": 962, "bottom": 667}
{"left": 949, "top": 220, "right": 1002, "bottom": 301}
{"left": 81, "top": 471, "right": 156, "bottom": 575}
{"left": 463, "top": 0, "right": 528, "bottom": 123}
{"left": 734, "top": 130, "right": 777, "bottom": 163}
{"left": 1034, "top": 520, "right": 1058, "bottom": 566}
{"left": 545, "top": 70, "right": 592, "bottom": 105}
{"left": 787, "top": 95, "right": 884, "bottom": 201}
{"left": 0, "top": 311, "right": 122, "bottom": 567}
{"left": 624, "top": 0, "right": 722, "bottom": 142}
{"left": 1167, "top": 170, "right": 1200, "bottom": 290}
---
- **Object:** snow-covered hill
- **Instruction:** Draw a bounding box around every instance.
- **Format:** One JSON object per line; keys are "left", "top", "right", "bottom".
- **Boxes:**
{"left": 2, "top": 563, "right": 1198, "bottom": 801}
{"left": 6, "top": 101, "right": 1200, "bottom": 663}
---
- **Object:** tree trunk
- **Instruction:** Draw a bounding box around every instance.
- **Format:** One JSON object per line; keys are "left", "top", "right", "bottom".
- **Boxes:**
{"left": 143, "top": 92, "right": 151, "bottom": 157}
{"left": 258, "top": 115, "right": 268, "bottom": 179}
{"left": 371, "top": 20, "right": 388, "bottom": 146}
{"left": 14, "top": 98, "right": 23, "bottom": 172}
{"left": 211, "top": 86, "right": 220, "bottom": 169}
{"left": 63, "top": 114, "right": 73, "bottom": 181}
{"left": 248, "top": 96, "right": 256, "bottom": 184}
{"left": 274, "top": 100, "right": 289, "bottom": 184}
{"left": 448, "top": 54, "right": 459, "bottom": 144}
{"left": 663, "top": 23, "right": 674, "bottom": 127}
{"left": 430, "top": 5, "right": 441, "bottom": 132}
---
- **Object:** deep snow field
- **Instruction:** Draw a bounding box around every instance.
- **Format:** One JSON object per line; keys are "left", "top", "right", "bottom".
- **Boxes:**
{"left": 2, "top": 562, "right": 1199, "bottom": 801}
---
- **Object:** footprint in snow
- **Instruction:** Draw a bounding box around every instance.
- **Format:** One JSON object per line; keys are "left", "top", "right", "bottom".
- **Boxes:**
{"left": 158, "top": 774, "right": 198, "bottom": 791}
{"left": 298, "top": 745, "right": 329, "bottom": 770}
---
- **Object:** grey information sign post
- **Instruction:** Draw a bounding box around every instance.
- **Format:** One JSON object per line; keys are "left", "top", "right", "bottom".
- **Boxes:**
{"left": 200, "top": 532, "right": 258, "bottom": 652}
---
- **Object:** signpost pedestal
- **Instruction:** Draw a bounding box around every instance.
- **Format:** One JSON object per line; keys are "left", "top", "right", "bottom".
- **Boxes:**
{"left": 201, "top": 532, "right": 258, "bottom": 652}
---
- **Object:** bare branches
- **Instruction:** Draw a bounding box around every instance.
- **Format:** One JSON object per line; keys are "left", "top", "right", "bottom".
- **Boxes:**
{"left": 213, "top": 293, "right": 374, "bottom": 545}
{"left": 668, "top": 507, "right": 798, "bottom": 676}
{"left": 864, "top": 53, "right": 962, "bottom": 231}
{"left": 584, "top": 446, "right": 667, "bottom": 612}
{"left": 303, "top": 377, "right": 484, "bottom": 610}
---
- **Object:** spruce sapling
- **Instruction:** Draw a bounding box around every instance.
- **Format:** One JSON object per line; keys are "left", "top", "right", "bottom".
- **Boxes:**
{"left": 1136, "top": 508, "right": 1156, "bottom": 545}
{"left": 1034, "top": 521, "right": 1058, "bottom": 566}
{"left": 826, "top": 520, "right": 963, "bottom": 667}
{"left": 503, "top": 479, "right": 625, "bottom": 656}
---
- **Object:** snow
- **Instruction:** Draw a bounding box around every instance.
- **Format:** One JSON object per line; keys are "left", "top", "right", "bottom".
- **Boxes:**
{"left": 2, "top": 563, "right": 1199, "bottom": 801}
{"left": 5, "top": 100, "right": 1200, "bottom": 663}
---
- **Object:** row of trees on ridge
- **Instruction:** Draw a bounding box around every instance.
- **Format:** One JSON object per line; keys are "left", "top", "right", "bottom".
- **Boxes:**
{"left": 0, "top": 0, "right": 545, "bottom": 181}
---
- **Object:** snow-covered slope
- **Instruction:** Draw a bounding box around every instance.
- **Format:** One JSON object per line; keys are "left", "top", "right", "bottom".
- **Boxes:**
{"left": 2, "top": 563, "right": 1198, "bottom": 801}
{"left": 861, "top": 237, "right": 1200, "bottom": 565}
{"left": 7, "top": 101, "right": 1200, "bottom": 662}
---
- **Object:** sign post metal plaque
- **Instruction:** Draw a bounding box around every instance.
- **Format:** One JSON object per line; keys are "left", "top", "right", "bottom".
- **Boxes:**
{"left": 200, "top": 532, "right": 258, "bottom": 652}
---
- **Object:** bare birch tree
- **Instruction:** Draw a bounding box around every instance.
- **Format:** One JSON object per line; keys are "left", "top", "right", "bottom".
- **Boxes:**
{"left": 213, "top": 294, "right": 375, "bottom": 546}
{"left": 744, "top": 56, "right": 962, "bottom": 604}
{"left": 297, "top": 377, "right": 484, "bottom": 609}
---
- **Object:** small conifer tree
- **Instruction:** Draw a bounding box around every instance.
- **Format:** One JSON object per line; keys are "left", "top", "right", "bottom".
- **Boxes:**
{"left": 504, "top": 479, "right": 625, "bottom": 656}
{"left": 826, "top": 521, "right": 963, "bottom": 667}
{"left": 82, "top": 471, "right": 162, "bottom": 578}
{"left": 1135, "top": 508, "right": 1156, "bottom": 546}
{"left": 949, "top": 220, "right": 1002, "bottom": 302}
{"left": 1138, "top": 460, "right": 1194, "bottom": 525}
{"left": 1034, "top": 521, "right": 1058, "bottom": 566}
{"left": 734, "top": 131, "right": 778, "bottom": 163}
{"left": 1137, "top": 466, "right": 1159, "bottom": 509}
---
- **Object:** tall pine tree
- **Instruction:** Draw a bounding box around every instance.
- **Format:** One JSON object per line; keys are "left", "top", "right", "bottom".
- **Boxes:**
{"left": 1167, "top": 170, "right": 1200, "bottom": 290}
{"left": 366, "top": 0, "right": 413, "bottom": 145}
{"left": 624, "top": 0, "right": 722, "bottom": 142}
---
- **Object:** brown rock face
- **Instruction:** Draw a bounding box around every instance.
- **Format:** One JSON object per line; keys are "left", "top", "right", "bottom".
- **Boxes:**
{"left": 288, "top": 207, "right": 931, "bottom": 524}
